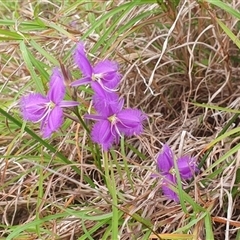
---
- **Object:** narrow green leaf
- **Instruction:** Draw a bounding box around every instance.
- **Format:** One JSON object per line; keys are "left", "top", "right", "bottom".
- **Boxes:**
{"left": 101, "top": 9, "right": 158, "bottom": 55}
{"left": 59, "top": 0, "right": 86, "bottom": 15}
{"left": 27, "top": 48, "right": 50, "bottom": 81}
{"left": 91, "top": 1, "right": 137, "bottom": 53}
{"left": 236, "top": 229, "right": 240, "bottom": 240}
{"left": 0, "top": 28, "right": 25, "bottom": 40}
{"left": 205, "top": 0, "right": 240, "bottom": 19}
{"left": 203, "top": 127, "right": 240, "bottom": 150}
{"left": 0, "top": 19, "right": 46, "bottom": 31}
{"left": 30, "top": 40, "right": 59, "bottom": 66}
{"left": 7, "top": 209, "right": 112, "bottom": 239}
{"left": 6, "top": 212, "right": 69, "bottom": 240}
{"left": 79, "top": 218, "right": 110, "bottom": 240}
{"left": 216, "top": 18, "right": 240, "bottom": 49}
{"left": 192, "top": 102, "right": 240, "bottom": 113}
{"left": 19, "top": 41, "right": 45, "bottom": 94}
{"left": 46, "top": 21, "right": 77, "bottom": 41}
{"left": 205, "top": 142, "right": 240, "bottom": 173}
{"left": 204, "top": 212, "right": 214, "bottom": 240}
{"left": 174, "top": 212, "right": 207, "bottom": 233}
{"left": 231, "top": 168, "right": 240, "bottom": 198}
{"left": 82, "top": 2, "right": 135, "bottom": 44}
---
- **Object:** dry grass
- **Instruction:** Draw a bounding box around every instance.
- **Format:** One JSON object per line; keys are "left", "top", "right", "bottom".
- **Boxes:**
{"left": 0, "top": 0, "right": 240, "bottom": 239}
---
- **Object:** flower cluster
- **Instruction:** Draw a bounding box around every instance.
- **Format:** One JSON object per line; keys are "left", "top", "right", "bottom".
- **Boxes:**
{"left": 153, "top": 144, "right": 198, "bottom": 202}
{"left": 20, "top": 42, "right": 147, "bottom": 150}
{"left": 20, "top": 41, "right": 198, "bottom": 203}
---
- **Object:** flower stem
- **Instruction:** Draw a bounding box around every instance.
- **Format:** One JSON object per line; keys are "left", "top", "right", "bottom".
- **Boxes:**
{"left": 72, "top": 106, "right": 90, "bottom": 134}
{"left": 103, "top": 151, "right": 119, "bottom": 239}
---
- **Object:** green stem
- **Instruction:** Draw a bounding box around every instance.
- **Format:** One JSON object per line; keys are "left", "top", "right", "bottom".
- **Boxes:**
{"left": 103, "top": 151, "right": 118, "bottom": 239}
{"left": 72, "top": 106, "right": 103, "bottom": 172}
{"left": 72, "top": 106, "right": 90, "bottom": 134}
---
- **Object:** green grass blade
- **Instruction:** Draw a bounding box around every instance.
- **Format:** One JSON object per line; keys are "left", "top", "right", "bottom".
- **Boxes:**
{"left": 6, "top": 212, "right": 69, "bottom": 240}
{"left": 121, "top": 138, "right": 134, "bottom": 189}
{"left": 109, "top": 156, "right": 119, "bottom": 239}
{"left": 203, "top": 127, "right": 240, "bottom": 150}
{"left": 174, "top": 212, "right": 207, "bottom": 233}
{"left": 46, "top": 21, "right": 77, "bottom": 42}
{"left": 7, "top": 209, "right": 112, "bottom": 240}
{"left": 231, "top": 168, "right": 240, "bottom": 199}
{"left": 192, "top": 102, "right": 240, "bottom": 114}
{"left": 19, "top": 41, "right": 45, "bottom": 94}
{"left": 205, "top": 0, "right": 240, "bottom": 19}
{"left": 205, "top": 142, "right": 240, "bottom": 173}
{"left": 59, "top": 0, "right": 86, "bottom": 16}
{"left": 79, "top": 218, "right": 110, "bottom": 240}
{"left": 30, "top": 39, "right": 59, "bottom": 65}
{"left": 216, "top": 17, "right": 240, "bottom": 49}
{"left": 100, "top": 9, "right": 158, "bottom": 55}
{"left": 0, "top": 28, "right": 26, "bottom": 40}
{"left": 27, "top": 48, "right": 50, "bottom": 81}
{"left": 236, "top": 229, "right": 240, "bottom": 240}
{"left": 204, "top": 212, "right": 214, "bottom": 240}
{"left": 103, "top": 151, "right": 119, "bottom": 239}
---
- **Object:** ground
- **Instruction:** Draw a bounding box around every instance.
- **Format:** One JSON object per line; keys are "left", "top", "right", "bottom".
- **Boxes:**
{"left": 0, "top": 1, "right": 240, "bottom": 239}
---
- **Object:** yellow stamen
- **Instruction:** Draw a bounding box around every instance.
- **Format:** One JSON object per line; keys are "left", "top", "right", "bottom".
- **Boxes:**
{"left": 108, "top": 114, "right": 117, "bottom": 124}
{"left": 169, "top": 167, "right": 176, "bottom": 175}
{"left": 49, "top": 101, "right": 56, "bottom": 109}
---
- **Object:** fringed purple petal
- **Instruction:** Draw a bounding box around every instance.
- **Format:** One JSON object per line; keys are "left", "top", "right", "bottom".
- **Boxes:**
{"left": 178, "top": 156, "right": 198, "bottom": 180}
{"left": 91, "top": 82, "right": 120, "bottom": 116}
{"left": 93, "top": 60, "right": 118, "bottom": 75}
{"left": 91, "top": 120, "right": 114, "bottom": 150}
{"left": 116, "top": 108, "right": 147, "bottom": 136}
{"left": 157, "top": 144, "right": 174, "bottom": 173}
{"left": 162, "top": 173, "right": 179, "bottom": 202}
{"left": 84, "top": 114, "right": 105, "bottom": 121}
{"left": 71, "top": 76, "right": 92, "bottom": 87}
{"left": 20, "top": 93, "right": 48, "bottom": 122}
{"left": 48, "top": 68, "right": 65, "bottom": 104}
{"left": 74, "top": 42, "right": 92, "bottom": 77}
{"left": 42, "top": 106, "right": 63, "bottom": 138}
{"left": 93, "top": 60, "right": 121, "bottom": 89}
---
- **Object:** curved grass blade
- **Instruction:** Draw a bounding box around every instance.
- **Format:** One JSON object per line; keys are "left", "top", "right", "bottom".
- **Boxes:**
{"left": 215, "top": 18, "right": 240, "bottom": 49}
{"left": 19, "top": 41, "right": 45, "bottom": 94}
{"left": 205, "top": 0, "right": 240, "bottom": 19}
{"left": 198, "top": 112, "right": 240, "bottom": 169}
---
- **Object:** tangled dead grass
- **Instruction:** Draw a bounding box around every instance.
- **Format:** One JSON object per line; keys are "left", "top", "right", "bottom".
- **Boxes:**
{"left": 1, "top": 0, "right": 240, "bottom": 239}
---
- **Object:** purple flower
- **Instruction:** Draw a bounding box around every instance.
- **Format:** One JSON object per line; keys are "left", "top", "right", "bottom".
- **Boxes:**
{"left": 154, "top": 144, "right": 198, "bottom": 202}
{"left": 85, "top": 89, "right": 147, "bottom": 150}
{"left": 20, "top": 68, "right": 79, "bottom": 138}
{"left": 71, "top": 42, "right": 121, "bottom": 91}
{"left": 91, "top": 82, "right": 119, "bottom": 115}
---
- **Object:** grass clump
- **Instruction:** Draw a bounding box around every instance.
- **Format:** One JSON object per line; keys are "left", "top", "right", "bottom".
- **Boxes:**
{"left": 0, "top": 0, "right": 240, "bottom": 239}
